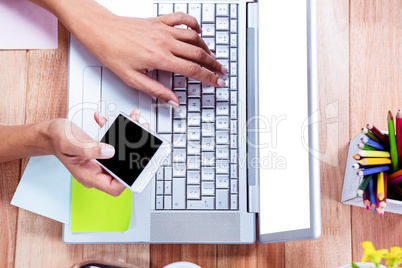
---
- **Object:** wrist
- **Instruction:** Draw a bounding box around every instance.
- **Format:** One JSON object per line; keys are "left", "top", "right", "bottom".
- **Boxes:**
{"left": 32, "top": 120, "right": 55, "bottom": 155}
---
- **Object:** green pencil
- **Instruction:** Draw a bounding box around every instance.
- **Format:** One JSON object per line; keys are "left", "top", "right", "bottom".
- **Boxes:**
{"left": 357, "top": 174, "right": 373, "bottom": 197}
{"left": 361, "top": 127, "right": 382, "bottom": 144}
{"left": 388, "top": 110, "right": 399, "bottom": 171}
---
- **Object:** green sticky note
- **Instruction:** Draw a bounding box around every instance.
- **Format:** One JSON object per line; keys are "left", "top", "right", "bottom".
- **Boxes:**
{"left": 71, "top": 178, "right": 132, "bottom": 232}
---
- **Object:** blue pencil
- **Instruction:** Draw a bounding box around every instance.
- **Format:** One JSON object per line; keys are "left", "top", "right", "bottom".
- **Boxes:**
{"left": 356, "top": 165, "right": 390, "bottom": 176}
{"left": 361, "top": 137, "right": 385, "bottom": 151}
{"left": 368, "top": 178, "right": 377, "bottom": 212}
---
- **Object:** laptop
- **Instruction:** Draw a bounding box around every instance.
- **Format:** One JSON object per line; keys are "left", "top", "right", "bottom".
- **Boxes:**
{"left": 64, "top": 0, "right": 321, "bottom": 244}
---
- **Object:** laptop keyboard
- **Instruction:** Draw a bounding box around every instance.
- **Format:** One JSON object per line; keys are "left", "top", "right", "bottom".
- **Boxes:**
{"left": 154, "top": 3, "right": 239, "bottom": 210}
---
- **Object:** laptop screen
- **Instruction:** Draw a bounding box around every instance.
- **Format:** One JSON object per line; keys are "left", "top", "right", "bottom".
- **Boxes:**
{"left": 258, "top": 0, "right": 317, "bottom": 239}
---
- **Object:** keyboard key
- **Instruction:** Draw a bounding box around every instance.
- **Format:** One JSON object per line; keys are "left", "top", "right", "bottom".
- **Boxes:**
{"left": 230, "top": 194, "right": 238, "bottom": 210}
{"left": 202, "top": 83, "right": 215, "bottom": 94}
{"left": 216, "top": 102, "right": 229, "bottom": 115}
{"left": 173, "top": 149, "right": 186, "bottom": 162}
{"left": 165, "top": 167, "right": 172, "bottom": 180}
{"left": 202, "top": 182, "right": 215, "bottom": 195}
{"left": 156, "top": 168, "right": 164, "bottom": 181}
{"left": 216, "top": 32, "right": 229, "bottom": 45}
{"left": 230, "top": 149, "right": 238, "bottom": 163}
{"left": 216, "top": 17, "right": 229, "bottom": 30}
{"left": 157, "top": 101, "right": 172, "bottom": 134}
{"left": 187, "top": 197, "right": 215, "bottom": 209}
{"left": 216, "top": 146, "right": 229, "bottom": 159}
{"left": 188, "top": 98, "right": 201, "bottom": 112}
{"left": 230, "top": 34, "right": 237, "bottom": 48}
{"left": 216, "top": 116, "right": 230, "bottom": 130}
{"left": 218, "top": 60, "right": 229, "bottom": 71}
{"left": 202, "top": 24, "right": 215, "bottom": 37}
{"left": 216, "top": 189, "right": 229, "bottom": 209}
{"left": 202, "top": 167, "right": 215, "bottom": 180}
{"left": 230, "top": 48, "right": 237, "bottom": 62}
{"left": 216, "top": 175, "right": 229, "bottom": 188}
{"left": 230, "top": 62, "right": 237, "bottom": 76}
{"left": 156, "top": 181, "right": 164, "bottom": 194}
{"left": 174, "top": 3, "right": 187, "bottom": 13}
{"left": 188, "top": 84, "right": 201, "bottom": 97}
{"left": 231, "top": 134, "right": 238, "bottom": 148}
{"left": 216, "top": 45, "right": 229, "bottom": 58}
{"left": 188, "top": 127, "right": 201, "bottom": 140}
{"left": 202, "top": 152, "right": 215, "bottom": 166}
{"left": 172, "top": 177, "right": 186, "bottom": 209}
{"left": 156, "top": 195, "right": 163, "bottom": 210}
{"left": 230, "top": 77, "right": 237, "bottom": 90}
{"left": 188, "top": 113, "right": 201, "bottom": 127}
{"left": 188, "top": 171, "right": 201, "bottom": 184}
{"left": 188, "top": 4, "right": 201, "bottom": 23}
{"left": 230, "top": 120, "right": 237, "bottom": 134}
{"left": 230, "top": 105, "right": 237, "bottom": 119}
{"left": 202, "top": 4, "right": 215, "bottom": 23}
{"left": 202, "top": 137, "right": 215, "bottom": 151}
{"left": 202, "top": 109, "right": 215, "bottom": 122}
{"left": 188, "top": 141, "right": 201, "bottom": 155}
{"left": 174, "top": 76, "right": 187, "bottom": 89}
{"left": 158, "top": 3, "right": 173, "bottom": 16}
{"left": 230, "top": 91, "right": 237, "bottom": 104}
{"left": 187, "top": 185, "right": 201, "bottom": 199}
{"left": 164, "top": 195, "right": 172, "bottom": 209}
{"left": 173, "top": 105, "right": 186, "bottom": 118}
{"left": 202, "top": 122, "right": 215, "bottom": 136}
{"left": 173, "top": 119, "right": 186, "bottom": 133}
{"left": 173, "top": 133, "right": 186, "bottom": 147}
{"left": 203, "top": 38, "right": 215, "bottom": 51}
{"left": 202, "top": 95, "right": 215, "bottom": 108}
{"left": 230, "top": 164, "right": 238, "bottom": 179}
{"left": 164, "top": 180, "right": 172, "bottom": 194}
{"left": 216, "top": 131, "right": 229, "bottom": 145}
{"left": 216, "top": 160, "right": 229, "bottom": 174}
{"left": 216, "top": 88, "right": 229, "bottom": 101}
{"left": 173, "top": 162, "right": 186, "bottom": 178}
{"left": 230, "top": 179, "right": 238, "bottom": 193}
{"left": 230, "top": 4, "right": 237, "bottom": 18}
{"left": 230, "top": 19, "right": 237, "bottom": 33}
{"left": 216, "top": 4, "right": 229, "bottom": 16}
{"left": 175, "top": 91, "right": 187, "bottom": 104}
{"left": 188, "top": 155, "right": 201, "bottom": 169}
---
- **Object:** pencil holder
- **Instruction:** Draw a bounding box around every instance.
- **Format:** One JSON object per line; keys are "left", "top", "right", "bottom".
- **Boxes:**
{"left": 341, "top": 133, "right": 402, "bottom": 214}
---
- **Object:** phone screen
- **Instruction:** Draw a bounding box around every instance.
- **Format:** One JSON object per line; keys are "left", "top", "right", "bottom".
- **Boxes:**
{"left": 97, "top": 114, "right": 163, "bottom": 187}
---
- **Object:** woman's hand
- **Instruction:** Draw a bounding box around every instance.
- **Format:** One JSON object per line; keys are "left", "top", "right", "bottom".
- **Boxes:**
{"left": 46, "top": 109, "right": 143, "bottom": 196}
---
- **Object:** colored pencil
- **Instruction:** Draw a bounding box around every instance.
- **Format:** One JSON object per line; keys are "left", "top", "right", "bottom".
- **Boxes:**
{"left": 388, "top": 169, "right": 402, "bottom": 180}
{"left": 361, "top": 127, "right": 382, "bottom": 144}
{"left": 358, "top": 158, "right": 392, "bottom": 166}
{"left": 368, "top": 178, "right": 377, "bottom": 212}
{"left": 357, "top": 165, "right": 390, "bottom": 176}
{"left": 379, "top": 173, "right": 387, "bottom": 208}
{"left": 377, "top": 206, "right": 385, "bottom": 216}
{"left": 377, "top": 172, "right": 385, "bottom": 201}
{"left": 363, "top": 187, "right": 370, "bottom": 210}
{"left": 361, "top": 137, "right": 385, "bottom": 150}
{"left": 357, "top": 143, "right": 376, "bottom": 151}
{"left": 353, "top": 154, "right": 361, "bottom": 160}
{"left": 358, "top": 150, "right": 391, "bottom": 158}
{"left": 357, "top": 174, "right": 373, "bottom": 197}
{"left": 389, "top": 175, "right": 402, "bottom": 185}
{"left": 396, "top": 110, "right": 402, "bottom": 168}
{"left": 387, "top": 111, "right": 399, "bottom": 171}
{"left": 352, "top": 163, "right": 360, "bottom": 169}
{"left": 367, "top": 123, "right": 388, "bottom": 145}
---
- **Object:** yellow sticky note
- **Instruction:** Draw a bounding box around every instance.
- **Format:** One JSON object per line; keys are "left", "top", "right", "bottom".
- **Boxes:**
{"left": 71, "top": 178, "right": 132, "bottom": 232}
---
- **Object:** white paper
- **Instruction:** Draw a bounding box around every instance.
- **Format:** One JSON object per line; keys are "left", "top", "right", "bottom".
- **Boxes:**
{"left": 0, "top": 0, "right": 58, "bottom": 49}
{"left": 95, "top": 0, "right": 153, "bottom": 17}
{"left": 11, "top": 155, "right": 71, "bottom": 224}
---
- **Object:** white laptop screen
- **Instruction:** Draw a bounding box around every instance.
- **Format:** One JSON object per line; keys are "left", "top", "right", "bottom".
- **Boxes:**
{"left": 258, "top": 0, "right": 311, "bottom": 235}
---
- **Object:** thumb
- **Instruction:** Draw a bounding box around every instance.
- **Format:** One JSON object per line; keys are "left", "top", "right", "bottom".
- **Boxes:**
{"left": 82, "top": 142, "right": 115, "bottom": 160}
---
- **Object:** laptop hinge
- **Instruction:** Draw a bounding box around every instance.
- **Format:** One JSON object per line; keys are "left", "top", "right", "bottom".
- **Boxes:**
{"left": 246, "top": 2, "right": 259, "bottom": 214}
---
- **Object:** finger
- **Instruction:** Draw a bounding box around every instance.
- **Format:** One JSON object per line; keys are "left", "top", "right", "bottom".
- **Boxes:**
{"left": 93, "top": 174, "right": 126, "bottom": 197}
{"left": 159, "top": 12, "right": 202, "bottom": 33}
{"left": 124, "top": 71, "right": 180, "bottom": 109}
{"left": 94, "top": 111, "right": 107, "bottom": 128}
{"left": 170, "top": 27, "right": 212, "bottom": 56}
{"left": 162, "top": 56, "right": 226, "bottom": 88}
{"left": 171, "top": 40, "right": 226, "bottom": 75}
{"left": 129, "top": 109, "right": 141, "bottom": 122}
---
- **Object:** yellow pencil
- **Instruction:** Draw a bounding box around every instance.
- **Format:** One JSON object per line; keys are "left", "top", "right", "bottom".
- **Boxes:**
{"left": 358, "top": 158, "right": 392, "bottom": 166}
{"left": 358, "top": 150, "right": 391, "bottom": 158}
{"left": 377, "top": 172, "right": 385, "bottom": 201}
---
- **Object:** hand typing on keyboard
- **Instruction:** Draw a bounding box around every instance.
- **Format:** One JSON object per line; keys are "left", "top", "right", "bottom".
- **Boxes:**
{"left": 28, "top": 0, "right": 227, "bottom": 109}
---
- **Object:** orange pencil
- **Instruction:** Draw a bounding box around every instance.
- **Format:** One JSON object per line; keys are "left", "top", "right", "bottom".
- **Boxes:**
{"left": 388, "top": 169, "right": 402, "bottom": 180}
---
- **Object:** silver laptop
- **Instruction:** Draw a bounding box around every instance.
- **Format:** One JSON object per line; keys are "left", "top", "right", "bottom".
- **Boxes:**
{"left": 64, "top": 0, "right": 320, "bottom": 244}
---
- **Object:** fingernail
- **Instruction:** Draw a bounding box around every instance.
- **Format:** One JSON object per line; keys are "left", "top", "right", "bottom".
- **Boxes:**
{"left": 168, "top": 100, "right": 180, "bottom": 110}
{"left": 217, "top": 78, "right": 226, "bottom": 87}
{"left": 221, "top": 65, "right": 228, "bottom": 75}
{"left": 210, "top": 52, "right": 216, "bottom": 59}
{"left": 101, "top": 145, "right": 115, "bottom": 158}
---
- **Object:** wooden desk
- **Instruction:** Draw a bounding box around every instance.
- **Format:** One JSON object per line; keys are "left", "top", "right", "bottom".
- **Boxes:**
{"left": 0, "top": 0, "right": 400, "bottom": 267}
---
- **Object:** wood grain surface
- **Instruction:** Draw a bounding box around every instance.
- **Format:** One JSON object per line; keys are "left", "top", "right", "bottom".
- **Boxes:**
{"left": 0, "top": 0, "right": 400, "bottom": 267}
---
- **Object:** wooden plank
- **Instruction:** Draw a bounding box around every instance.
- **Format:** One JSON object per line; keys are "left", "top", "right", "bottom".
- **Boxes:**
{"left": 14, "top": 23, "right": 150, "bottom": 267}
{"left": 257, "top": 243, "right": 284, "bottom": 268}
{"left": 217, "top": 244, "right": 257, "bottom": 267}
{"left": 350, "top": 0, "right": 402, "bottom": 262}
{"left": 285, "top": 0, "right": 352, "bottom": 267}
{"left": 0, "top": 51, "right": 28, "bottom": 268}
{"left": 151, "top": 244, "right": 216, "bottom": 268}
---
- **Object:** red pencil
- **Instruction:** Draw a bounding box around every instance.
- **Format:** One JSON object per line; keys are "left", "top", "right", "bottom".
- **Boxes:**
{"left": 367, "top": 123, "right": 388, "bottom": 145}
{"left": 363, "top": 187, "right": 370, "bottom": 210}
{"left": 396, "top": 110, "right": 402, "bottom": 168}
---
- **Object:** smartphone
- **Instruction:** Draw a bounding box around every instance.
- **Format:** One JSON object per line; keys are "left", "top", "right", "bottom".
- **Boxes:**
{"left": 96, "top": 113, "right": 171, "bottom": 193}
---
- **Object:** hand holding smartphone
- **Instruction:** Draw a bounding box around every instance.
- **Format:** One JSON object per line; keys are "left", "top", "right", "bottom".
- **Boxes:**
{"left": 96, "top": 113, "right": 171, "bottom": 193}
